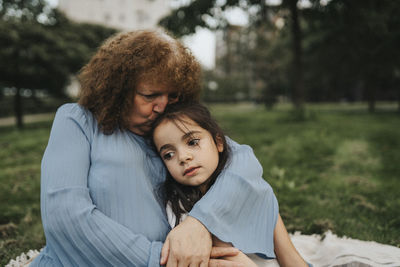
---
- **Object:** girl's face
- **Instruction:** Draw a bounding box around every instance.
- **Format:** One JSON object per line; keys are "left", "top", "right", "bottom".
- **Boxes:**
{"left": 153, "top": 117, "right": 224, "bottom": 192}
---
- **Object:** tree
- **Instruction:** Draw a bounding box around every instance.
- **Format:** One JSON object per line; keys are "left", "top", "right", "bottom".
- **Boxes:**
{"left": 161, "top": 0, "right": 400, "bottom": 112}
{"left": 303, "top": 0, "right": 400, "bottom": 112}
{"left": 160, "top": 0, "right": 306, "bottom": 112}
{"left": 0, "top": 1, "right": 116, "bottom": 128}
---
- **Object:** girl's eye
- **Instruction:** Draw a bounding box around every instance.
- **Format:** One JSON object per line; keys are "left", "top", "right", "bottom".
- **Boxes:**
{"left": 188, "top": 139, "right": 200, "bottom": 146}
{"left": 163, "top": 152, "right": 174, "bottom": 160}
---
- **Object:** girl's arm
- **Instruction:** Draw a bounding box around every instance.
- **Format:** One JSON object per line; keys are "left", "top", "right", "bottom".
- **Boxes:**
{"left": 212, "top": 216, "right": 308, "bottom": 267}
{"left": 274, "top": 215, "right": 308, "bottom": 267}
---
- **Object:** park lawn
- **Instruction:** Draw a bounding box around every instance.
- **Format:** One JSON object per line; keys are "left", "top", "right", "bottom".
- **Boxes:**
{"left": 1, "top": 103, "right": 399, "bottom": 265}
{"left": 0, "top": 121, "right": 52, "bottom": 264}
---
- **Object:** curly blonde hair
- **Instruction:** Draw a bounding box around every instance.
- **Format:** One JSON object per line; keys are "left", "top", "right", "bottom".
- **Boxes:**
{"left": 78, "top": 30, "right": 201, "bottom": 134}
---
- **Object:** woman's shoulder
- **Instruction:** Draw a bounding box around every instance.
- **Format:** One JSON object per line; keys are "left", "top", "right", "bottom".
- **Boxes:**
{"left": 55, "top": 103, "right": 95, "bottom": 125}
{"left": 52, "top": 103, "right": 97, "bottom": 138}
{"left": 56, "top": 103, "right": 90, "bottom": 118}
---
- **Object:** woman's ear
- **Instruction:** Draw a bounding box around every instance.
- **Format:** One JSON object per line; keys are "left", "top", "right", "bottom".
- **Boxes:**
{"left": 215, "top": 135, "right": 224, "bottom": 153}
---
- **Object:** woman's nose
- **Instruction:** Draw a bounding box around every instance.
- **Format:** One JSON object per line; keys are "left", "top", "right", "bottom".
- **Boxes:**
{"left": 153, "top": 95, "right": 169, "bottom": 113}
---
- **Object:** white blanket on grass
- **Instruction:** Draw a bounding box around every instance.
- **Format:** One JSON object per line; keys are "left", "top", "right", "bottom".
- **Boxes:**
{"left": 6, "top": 231, "right": 400, "bottom": 267}
{"left": 290, "top": 231, "right": 400, "bottom": 267}
{"left": 249, "top": 231, "right": 400, "bottom": 267}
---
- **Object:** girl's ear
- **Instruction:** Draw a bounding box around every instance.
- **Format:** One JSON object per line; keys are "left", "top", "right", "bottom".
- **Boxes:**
{"left": 215, "top": 135, "right": 224, "bottom": 153}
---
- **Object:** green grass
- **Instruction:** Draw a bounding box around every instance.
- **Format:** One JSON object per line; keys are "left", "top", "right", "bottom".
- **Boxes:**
{"left": 0, "top": 122, "right": 51, "bottom": 264}
{"left": 209, "top": 103, "right": 400, "bottom": 246}
{"left": 1, "top": 103, "right": 399, "bottom": 265}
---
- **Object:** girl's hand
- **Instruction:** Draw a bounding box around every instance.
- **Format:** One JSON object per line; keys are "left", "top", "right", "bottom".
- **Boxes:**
{"left": 209, "top": 247, "right": 245, "bottom": 267}
{"left": 160, "top": 216, "right": 242, "bottom": 267}
{"left": 217, "top": 251, "right": 257, "bottom": 267}
{"left": 212, "top": 236, "right": 256, "bottom": 267}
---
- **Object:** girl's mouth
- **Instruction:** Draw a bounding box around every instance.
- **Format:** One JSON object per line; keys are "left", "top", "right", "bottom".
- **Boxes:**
{"left": 183, "top": 167, "right": 200, "bottom": 176}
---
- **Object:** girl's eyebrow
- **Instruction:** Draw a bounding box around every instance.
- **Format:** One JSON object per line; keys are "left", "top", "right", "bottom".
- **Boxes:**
{"left": 181, "top": 131, "right": 201, "bottom": 141}
{"left": 159, "top": 143, "right": 173, "bottom": 154}
{"left": 158, "top": 130, "right": 201, "bottom": 153}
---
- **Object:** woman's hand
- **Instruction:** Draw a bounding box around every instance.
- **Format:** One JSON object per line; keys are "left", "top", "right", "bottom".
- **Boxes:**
{"left": 160, "top": 216, "right": 212, "bottom": 267}
{"left": 160, "top": 216, "right": 242, "bottom": 267}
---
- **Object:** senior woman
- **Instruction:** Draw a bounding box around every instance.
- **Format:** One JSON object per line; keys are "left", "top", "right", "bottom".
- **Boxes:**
{"left": 30, "top": 30, "right": 279, "bottom": 267}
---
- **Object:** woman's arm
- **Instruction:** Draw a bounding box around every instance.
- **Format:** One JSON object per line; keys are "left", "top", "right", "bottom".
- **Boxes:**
{"left": 39, "top": 104, "right": 163, "bottom": 266}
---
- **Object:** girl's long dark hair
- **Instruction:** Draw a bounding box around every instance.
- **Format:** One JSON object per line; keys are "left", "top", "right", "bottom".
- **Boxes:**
{"left": 151, "top": 102, "right": 230, "bottom": 226}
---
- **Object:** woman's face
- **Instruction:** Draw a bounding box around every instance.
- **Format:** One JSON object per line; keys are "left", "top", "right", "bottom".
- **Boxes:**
{"left": 128, "top": 82, "right": 179, "bottom": 135}
{"left": 153, "top": 117, "right": 223, "bottom": 193}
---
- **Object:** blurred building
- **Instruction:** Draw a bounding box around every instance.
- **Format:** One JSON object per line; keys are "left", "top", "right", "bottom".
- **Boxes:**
{"left": 58, "top": 0, "right": 170, "bottom": 31}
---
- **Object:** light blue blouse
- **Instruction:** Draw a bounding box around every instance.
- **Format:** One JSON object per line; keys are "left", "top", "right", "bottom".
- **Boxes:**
{"left": 31, "top": 103, "right": 278, "bottom": 267}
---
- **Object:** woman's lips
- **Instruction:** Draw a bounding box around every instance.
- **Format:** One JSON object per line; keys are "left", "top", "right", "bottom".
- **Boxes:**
{"left": 183, "top": 167, "right": 200, "bottom": 176}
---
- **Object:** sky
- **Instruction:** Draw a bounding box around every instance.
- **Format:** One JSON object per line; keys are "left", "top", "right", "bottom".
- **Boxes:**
{"left": 182, "top": 29, "right": 216, "bottom": 69}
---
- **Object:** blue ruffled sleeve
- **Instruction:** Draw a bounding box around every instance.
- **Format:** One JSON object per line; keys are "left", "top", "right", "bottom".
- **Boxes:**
{"left": 32, "top": 104, "right": 163, "bottom": 267}
{"left": 189, "top": 138, "right": 279, "bottom": 258}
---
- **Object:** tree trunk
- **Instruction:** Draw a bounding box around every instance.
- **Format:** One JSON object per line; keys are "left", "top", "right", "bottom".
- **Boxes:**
{"left": 288, "top": 0, "right": 305, "bottom": 112}
{"left": 14, "top": 87, "right": 23, "bottom": 129}
{"left": 397, "top": 87, "right": 400, "bottom": 113}
{"left": 368, "top": 96, "right": 376, "bottom": 113}
{"left": 365, "top": 75, "right": 376, "bottom": 113}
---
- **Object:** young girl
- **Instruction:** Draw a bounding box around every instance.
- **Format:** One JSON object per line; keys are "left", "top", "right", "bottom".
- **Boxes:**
{"left": 151, "top": 102, "right": 309, "bottom": 267}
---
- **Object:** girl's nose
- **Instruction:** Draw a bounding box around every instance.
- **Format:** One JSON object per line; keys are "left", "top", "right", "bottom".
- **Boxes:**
{"left": 179, "top": 151, "right": 193, "bottom": 165}
{"left": 153, "top": 94, "right": 169, "bottom": 113}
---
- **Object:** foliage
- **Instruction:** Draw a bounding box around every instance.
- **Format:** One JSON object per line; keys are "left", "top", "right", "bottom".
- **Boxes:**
{"left": 161, "top": 0, "right": 400, "bottom": 111}
{"left": 1, "top": 103, "right": 400, "bottom": 265}
{"left": 303, "top": 0, "right": 400, "bottom": 111}
{"left": 202, "top": 69, "right": 251, "bottom": 102}
{"left": 0, "top": 0, "right": 117, "bottom": 126}
{"left": 160, "top": 0, "right": 307, "bottom": 110}
{"left": 0, "top": 9, "right": 116, "bottom": 96}
{"left": 0, "top": 0, "right": 55, "bottom": 23}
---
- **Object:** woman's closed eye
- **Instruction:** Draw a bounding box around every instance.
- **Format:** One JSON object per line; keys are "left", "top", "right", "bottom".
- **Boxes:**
{"left": 141, "top": 93, "right": 159, "bottom": 101}
{"left": 168, "top": 92, "right": 180, "bottom": 102}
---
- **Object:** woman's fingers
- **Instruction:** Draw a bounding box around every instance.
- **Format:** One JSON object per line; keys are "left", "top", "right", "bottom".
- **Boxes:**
{"left": 209, "top": 259, "right": 245, "bottom": 267}
{"left": 166, "top": 256, "right": 178, "bottom": 267}
{"left": 199, "top": 260, "right": 209, "bottom": 267}
{"left": 210, "top": 247, "right": 240, "bottom": 258}
{"left": 161, "top": 238, "right": 170, "bottom": 265}
{"left": 165, "top": 216, "right": 212, "bottom": 267}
